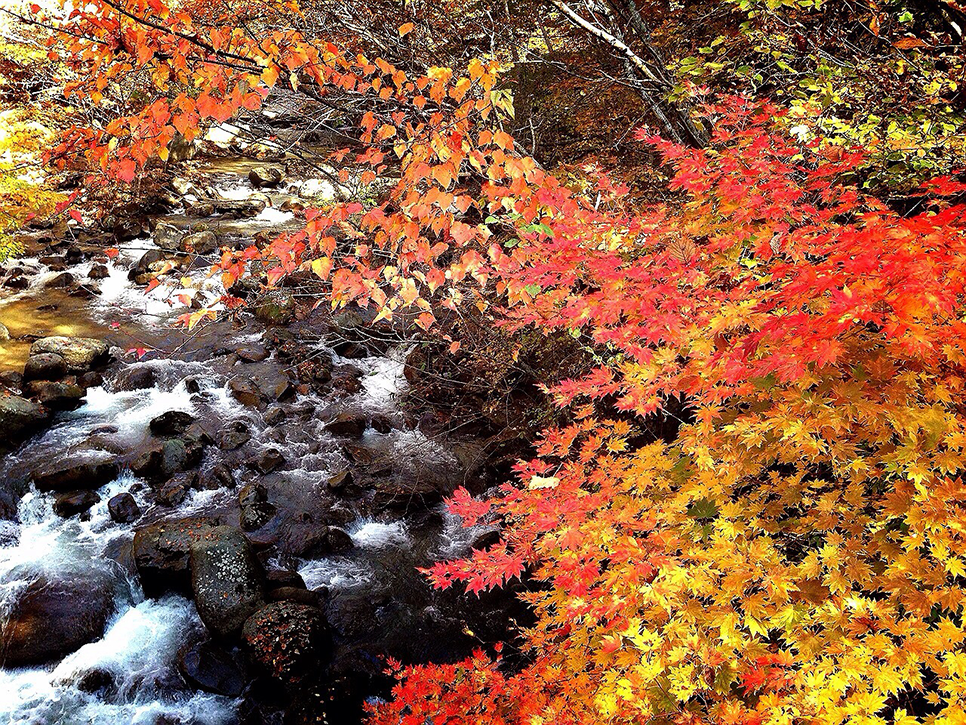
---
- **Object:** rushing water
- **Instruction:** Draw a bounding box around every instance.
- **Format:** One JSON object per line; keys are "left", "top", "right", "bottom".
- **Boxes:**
{"left": 0, "top": 159, "right": 494, "bottom": 724}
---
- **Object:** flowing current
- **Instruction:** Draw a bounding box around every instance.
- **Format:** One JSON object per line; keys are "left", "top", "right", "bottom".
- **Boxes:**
{"left": 0, "top": 162, "right": 495, "bottom": 724}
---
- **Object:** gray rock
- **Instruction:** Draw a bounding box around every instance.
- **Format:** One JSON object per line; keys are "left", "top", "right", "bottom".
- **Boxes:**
{"left": 154, "top": 222, "right": 183, "bottom": 251}
{"left": 108, "top": 492, "right": 141, "bottom": 523}
{"left": 30, "top": 336, "right": 109, "bottom": 373}
{"left": 53, "top": 490, "right": 100, "bottom": 517}
{"left": 133, "top": 516, "right": 220, "bottom": 595}
{"left": 113, "top": 365, "right": 157, "bottom": 391}
{"left": 190, "top": 526, "right": 265, "bottom": 639}
{"left": 183, "top": 231, "right": 219, "bottom": 255}
{"left": 0, "top": 574, "right": 115, "bottom": 666}
{"left": 33, "top": 459, "right": 119, "bottom": 492}
{"left": 149, "top": 410, "right": 196, "bottom": 437}
{"left": 0, "top": 393, "right": 48, "bottom": 438}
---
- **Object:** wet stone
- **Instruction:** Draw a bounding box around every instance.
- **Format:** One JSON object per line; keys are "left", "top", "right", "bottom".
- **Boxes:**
{"left": 33, "top": 459, "right": 119, "bottom": 493}
{"left": 219, "top": 421, "right": 252, "bottom": 450}
{"left": 23, "top": 353, "right": 68, "bottom": 382}
{"left": 53, "top": 490, "right": 100, "bottom": 518}
{"left": 190, "top": 526, "right": 265, "bottom": 639}
{"left": 177, "top": 639, "right": 249, "bottom": 697}
{"left": 24, "top": 380, "right": 85, "bottom": 410}
{"left": 149, "top": 410, "right": 196, "bottom": 437}
{"left": 113, "top": 365, "right": 157, "bottom": 391}
{"left": 108, "top": 492, "right": 141, "bottom": 523}
{"left": 241, "top": 501, "right": 277, "bottom": 532}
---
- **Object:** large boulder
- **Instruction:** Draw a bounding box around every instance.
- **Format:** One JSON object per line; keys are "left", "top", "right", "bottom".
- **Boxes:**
{"left": 0, "top": 574, "right": 115, "bottom": 666}
{"left": 132, "top": 516, "right": 220, "bottom": 595}
{"left": 30, "top": 336, "right": 109, "bottom": 373}
{"left": 24, "top": 380, "right": 85, "bottom": 411}
{"left": 0, "top": 393, "right": 49, "bottom": 438}
{"left": 22, "top": 353, "right": 68, "bottom": 383}
{"left": 32, "top": 459, "right": 119, "bottom": 492}
{"left": 242, "top": 602, "right": 329, "bottom": 683}
{"left": 190, "top": 526, "right": 265, "bottom": 639}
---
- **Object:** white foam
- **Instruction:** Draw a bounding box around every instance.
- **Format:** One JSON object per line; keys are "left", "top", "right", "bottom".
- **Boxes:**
{"left": 349, "top": 519, "right": 411, "bottom": 549}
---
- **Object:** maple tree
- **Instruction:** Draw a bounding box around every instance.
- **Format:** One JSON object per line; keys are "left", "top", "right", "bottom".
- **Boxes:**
{"left": 16, "top": 0, "right": 966, "bottom": 722}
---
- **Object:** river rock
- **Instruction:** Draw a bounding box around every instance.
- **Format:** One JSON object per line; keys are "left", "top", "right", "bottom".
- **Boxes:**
{"left": 0, "top": 574, "right": 115, "bottom": 667}
{"left": 177, "top": 640, "right": 249, "bottom": 697}
{"left": 297, "top": 526, "right": 353, "bottom": 558}
{"left": 0, "top": 393, "right": 48, "bottom": 438}
{"left": 45, "top": 271, "right": 75, "bottom": 289}
{"left": 53, "top": 489, "right": 100, "bottom": 517}
{"left": 113, "top": 218, "right": 143, "bottom": 242}
{"left": 108, "top": 492, "right": 141, "bottom": 523}
{"left": 154, "top": 222, "right": 183, "bottom": 251}
{"left": 242, "top": 602, "right": 328, "bottom": 683}
{"left": 113, "top": 365, "right": 157, "bottom": 391}
{"left": 149, "top": 410, "right": 196, "bottom": 436}
{"left": 266, "top": 569, "right": 306, "bottom": 590}
{"left": 254, "top": 292, "right": 295, "bottom": 325}
{"left": 33, "top": 459, "right": 119, "bottom": 492}
{"left": 324, "top": 411, "right": 367, "bottom": 439}
{"left": 130, "top": 438, "right": 202, "bottom": 480}
{"left": 228, "top": 376, "right": 262, "bottom": 407}
{"left": 156, "top": 474, "right": 193, "bottom": 507}
{"left": 0, "top": 322, "right": 8, "bottom": 340}
{"left": 30, "top": 336, "right": 109, "bottom": 373}
{"left": 248, "top": 166, "right": 284, "bottom": 188}
{"left": 267, "top": 587, "right": 320, "bottom": 607}
{"left": 218, "top": 421, "right": 251, "bottom": 450}
{"left": 240, "top": 501, "right": 277, "bottom": 532}
{"left": 24, "top": 380, "right": 85, "bottom": 410}
{"left": 211, "top": 198, "right": 266, "bottom": 218}
{"left": 23, "top": 353, "right": 67, "bottom": 382}
{"left": 251, "top": 448, "right": 284, "bottom": 474}
{"left": 263, "top": 406, "right": 286, "bottom": 426}
{"left": 183, "top": 231, "right": 219, "bottom": 255}
{"left": 199, "top": 462, "right": 236, "bottom": 489}
{"left": 235, "top": 343, "right": 269, "bottom": 363}
{"left": 132, "top": 516, "right": 220, "bottom": 595}
{"left": 190, "top": 526, "right": 265, "bottom": 639}
{"left": 88, "top": 264, "right": 110, "bottom": 280}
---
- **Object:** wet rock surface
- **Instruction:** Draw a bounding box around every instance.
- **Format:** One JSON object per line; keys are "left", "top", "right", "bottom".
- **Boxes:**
{"left": 0, "top": 574, "right": 116, "bottom": 667}
{"left": 190, "top": 526, "right": 266, "bottom": 639}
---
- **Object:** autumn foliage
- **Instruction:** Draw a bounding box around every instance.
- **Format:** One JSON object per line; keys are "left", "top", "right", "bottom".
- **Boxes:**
{"left": 25, "top": 0, "right": 966, "bottom": 722}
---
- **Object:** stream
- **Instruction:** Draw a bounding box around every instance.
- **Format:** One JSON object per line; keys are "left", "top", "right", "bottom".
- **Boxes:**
{"left": 0, "top": 158, "right": 505, "bottom": 724}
